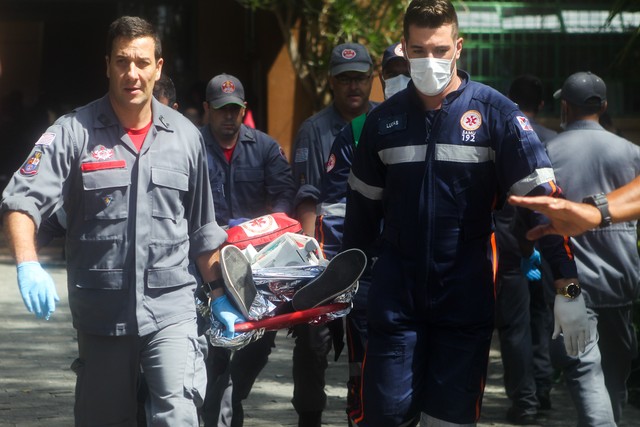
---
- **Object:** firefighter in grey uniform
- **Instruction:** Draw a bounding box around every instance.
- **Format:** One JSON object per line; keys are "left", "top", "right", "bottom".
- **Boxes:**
{"left": 547, "top": 71, "right": 640, "bottom": 426}
{"left": 0, "top": 17, "right": 238, "bottom": 426}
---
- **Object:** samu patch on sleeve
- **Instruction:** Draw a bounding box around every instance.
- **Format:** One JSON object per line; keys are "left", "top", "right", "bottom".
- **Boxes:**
{"left": 19, "top": 151, "right": 43, "bottom": 176}
{"left": 516, "top": 116, "right": 533, "bottom": 131}
{"left": 378, "top": 114, "right": 407, "bottom": 135}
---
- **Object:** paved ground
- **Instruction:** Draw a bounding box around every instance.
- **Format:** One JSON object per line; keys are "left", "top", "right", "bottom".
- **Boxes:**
{"left": 1, "top": 256, "right": 639, "bottom": 426}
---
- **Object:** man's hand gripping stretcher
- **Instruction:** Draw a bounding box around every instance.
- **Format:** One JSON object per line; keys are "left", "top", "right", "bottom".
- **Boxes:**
{"left": 197, "top": 215, "right": 366, "bottom": 350}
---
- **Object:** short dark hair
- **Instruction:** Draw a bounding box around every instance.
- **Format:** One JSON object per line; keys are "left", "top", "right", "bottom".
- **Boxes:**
{"left": 106, "top": 16, "right": 162, "bottom": 61}
{"left": 508, "top": 74, "right": 544, "bottom": 114}
{"left": 403, "top": 0, "right": 459, "bottom": 42}
{"left": 569, "top": 102, "right": 604, "bottom": 116}
{"left": 153, "top": 74, "right": 177, "bottom": 106}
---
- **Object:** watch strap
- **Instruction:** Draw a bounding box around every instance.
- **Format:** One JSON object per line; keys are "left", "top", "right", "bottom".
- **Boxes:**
{"left": 556, "top": 282, "right": 581, "bottom": 299}
{"left": 582, "top": 192, "right": 612, "bottom": 228}
{"left": 203, "top": 278, "right": 225, "bottom": 294}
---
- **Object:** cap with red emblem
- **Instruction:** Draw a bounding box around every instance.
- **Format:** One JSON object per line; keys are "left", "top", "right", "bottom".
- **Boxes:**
{"left": 329, "top": 43, "right": 372, "bottom": 76}
{"left": 206, "top": 73, "right": 246, "bottom": 109}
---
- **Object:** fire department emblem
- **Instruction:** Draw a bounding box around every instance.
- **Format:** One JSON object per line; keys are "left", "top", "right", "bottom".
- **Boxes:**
{"left": 35, "top": 132, "right": 56, "bottom": 147}
{"left": 241, "top": 214, "right": 278, "bottom": 237}
{"left": 326, "top": 154, "right": 336, "bottom": 173}
{"left": 20, "top": 151, "right": 43, "bottom": 176}
{"left": 394, "top": 44, "right": 404, "bottom": 57}
{"left": 341, "top": 48, "right": 357, "bottom": 60}
{"left": 460, "top": 110, "right": 482, "bottom": 131}
{"left": 91, "top": 145, "right": 114, "bottom": 161}
{"left": 221, "top": 80, "right": 236, "bottom": 94}
{"left": 516, "top": 116, "right": 533, "bottom": 131}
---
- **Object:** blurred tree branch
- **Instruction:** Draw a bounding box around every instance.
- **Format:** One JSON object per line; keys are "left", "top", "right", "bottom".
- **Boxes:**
{"left": 236, "top": 0, "right": 407, "bottom": 112}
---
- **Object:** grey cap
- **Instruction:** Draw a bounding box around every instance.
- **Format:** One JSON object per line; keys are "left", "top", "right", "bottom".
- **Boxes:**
{"left": 329, "top": 43, "right": 373, "bottom": 76}
{"left": 205, "top": 74, "right": 245, "bottom": 109}
{"left": 553, "top": 71, "right": 606, "bottom": 107}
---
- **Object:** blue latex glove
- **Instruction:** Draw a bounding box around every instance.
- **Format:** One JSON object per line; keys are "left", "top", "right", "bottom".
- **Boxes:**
{"left": 520, "top": 248, "right": 542, "bottom": 281}
{"left": 17, "top": 261, "right": 60, "bottom": 320}
{"left": 211, "top": 295, "right": 246, "bottom": 338}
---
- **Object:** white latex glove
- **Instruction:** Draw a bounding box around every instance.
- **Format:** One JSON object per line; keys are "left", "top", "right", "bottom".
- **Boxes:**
{"left": 553, "top": 293, "right": 590, "bottom": 356}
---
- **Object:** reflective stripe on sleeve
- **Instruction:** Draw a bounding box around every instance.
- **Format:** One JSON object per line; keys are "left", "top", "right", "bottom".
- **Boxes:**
{"left": 435, "top": 144, "right": 495, "bottom": 163}
{"left": 508, "top": 167, "right": 556, "bottom": 196}
{"left": 317, "top": 202, "right": 346, "bottom": 217}
{"left": 348, "top": 172, "right": 384, "bottom": 201}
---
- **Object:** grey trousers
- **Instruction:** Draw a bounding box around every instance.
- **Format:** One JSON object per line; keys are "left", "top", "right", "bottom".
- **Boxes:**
{"left": 550, "top": 308, "right": 616, "bottom": 427}
{"left": 74, "top": 317, "right": 206, "bottom": 427}
{"left": 594, "top": 306, "right": 638, "bottom": 424}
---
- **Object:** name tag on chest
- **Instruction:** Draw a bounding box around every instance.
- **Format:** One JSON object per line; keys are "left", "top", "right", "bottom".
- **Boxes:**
{"left": 378, "top": 114, "right": 407, "bottom": 135}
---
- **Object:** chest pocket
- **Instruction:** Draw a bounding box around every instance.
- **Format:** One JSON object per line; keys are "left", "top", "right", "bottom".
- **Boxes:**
{"left": 234, "top": 168, "right": 264, "bottom": 182}
{"left": 82, "top": 168, "right": 130, "bottom": 220}
{"left": 151, "top": 168, "right": 189, "bottom": 220}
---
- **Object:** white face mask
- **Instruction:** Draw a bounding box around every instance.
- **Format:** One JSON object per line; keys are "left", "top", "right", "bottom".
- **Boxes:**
{"left": 383, "top": 74, "right": 411, "bottom": 99}
{"left": 409, "top": 55, "right": 456, "bottom": 96}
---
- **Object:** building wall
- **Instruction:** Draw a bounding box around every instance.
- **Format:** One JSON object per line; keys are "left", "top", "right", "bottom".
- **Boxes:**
{"left": 0, "top": 0, "right": 637, "bottom": 175}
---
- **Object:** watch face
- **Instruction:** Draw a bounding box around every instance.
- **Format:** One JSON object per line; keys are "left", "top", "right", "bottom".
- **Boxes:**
{"left": 566, "top": 283, "right": 581, "bottom": 298}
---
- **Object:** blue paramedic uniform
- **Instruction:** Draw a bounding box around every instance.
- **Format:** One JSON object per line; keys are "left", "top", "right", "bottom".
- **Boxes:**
{"left": 342, "top": 72, "right": 577, "bottom": 426}
{"left": 200, "top": 122, "right": 296, "bottom": 427}
{"left": 290, "top": 101, "right": 376, "bottom": 418}
{"left": 315, "top": 114, "right": 372, "bottom": 420}
{"left": 202, "top": 123, "right": 295, "bottom": 225}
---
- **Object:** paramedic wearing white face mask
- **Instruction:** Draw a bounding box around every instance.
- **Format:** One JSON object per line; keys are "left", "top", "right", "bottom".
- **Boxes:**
{"left": 404, "top": 19, "right": 462, "bottom": 100}
{"left": 342, "top": 1, "right": 588, "bottom": 426}
{"left": 380, "top": 42, "right": 411, "bottom": 100}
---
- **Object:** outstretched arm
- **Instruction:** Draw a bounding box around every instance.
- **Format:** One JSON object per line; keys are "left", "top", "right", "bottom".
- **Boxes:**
{"left": 507, "top": 195, "right": 601, "bottom": 239}
{"left": 508, "top": 174, "right": 640, "bottom": 239}
{"left": 607, "top": 174, "right": 640, "bottom": 223}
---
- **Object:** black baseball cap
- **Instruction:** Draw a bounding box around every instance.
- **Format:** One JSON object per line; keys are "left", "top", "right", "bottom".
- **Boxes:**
{"left": 205, "top": 74, "right": 245, "bottom": 109}
{"left": 329, "top": 43, "right": 372, "bottom": 76}
{"left": 553, "top": 71, "right": 606, "bottom": 107}
{"left": 382, "top": 42, "right": 405, "bottom": 68}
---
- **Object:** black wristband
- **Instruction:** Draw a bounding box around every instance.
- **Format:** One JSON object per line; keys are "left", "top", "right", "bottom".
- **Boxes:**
{"left": 582, "top": 192, "right": 612, "bottom": 228}
{"left": 202, "top": 278, "right": 225, "bottom": 294}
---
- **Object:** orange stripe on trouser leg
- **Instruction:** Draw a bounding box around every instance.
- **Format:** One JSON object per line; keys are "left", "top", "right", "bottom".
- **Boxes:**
{"left": 475, "top": 374, "right": 485, "bottom": 420}
{"left": 490, "top": 233, "right": 498, "bottom": 298}
{"left": 352, "top": 349, "right": 367, "bottom": 424}
{"left": 563, "top": 236, "right": 574, "bottom": 260}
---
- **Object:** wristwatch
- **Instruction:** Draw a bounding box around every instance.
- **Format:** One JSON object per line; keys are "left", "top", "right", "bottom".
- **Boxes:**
{"left": 203, "top": 278, "right": 225, "bottom": 294}
{"left": 582, "top": 193, "right": 612, "bottom": 228}
{"left": 556, "top": 282, "right": 581, "bottom": 299}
